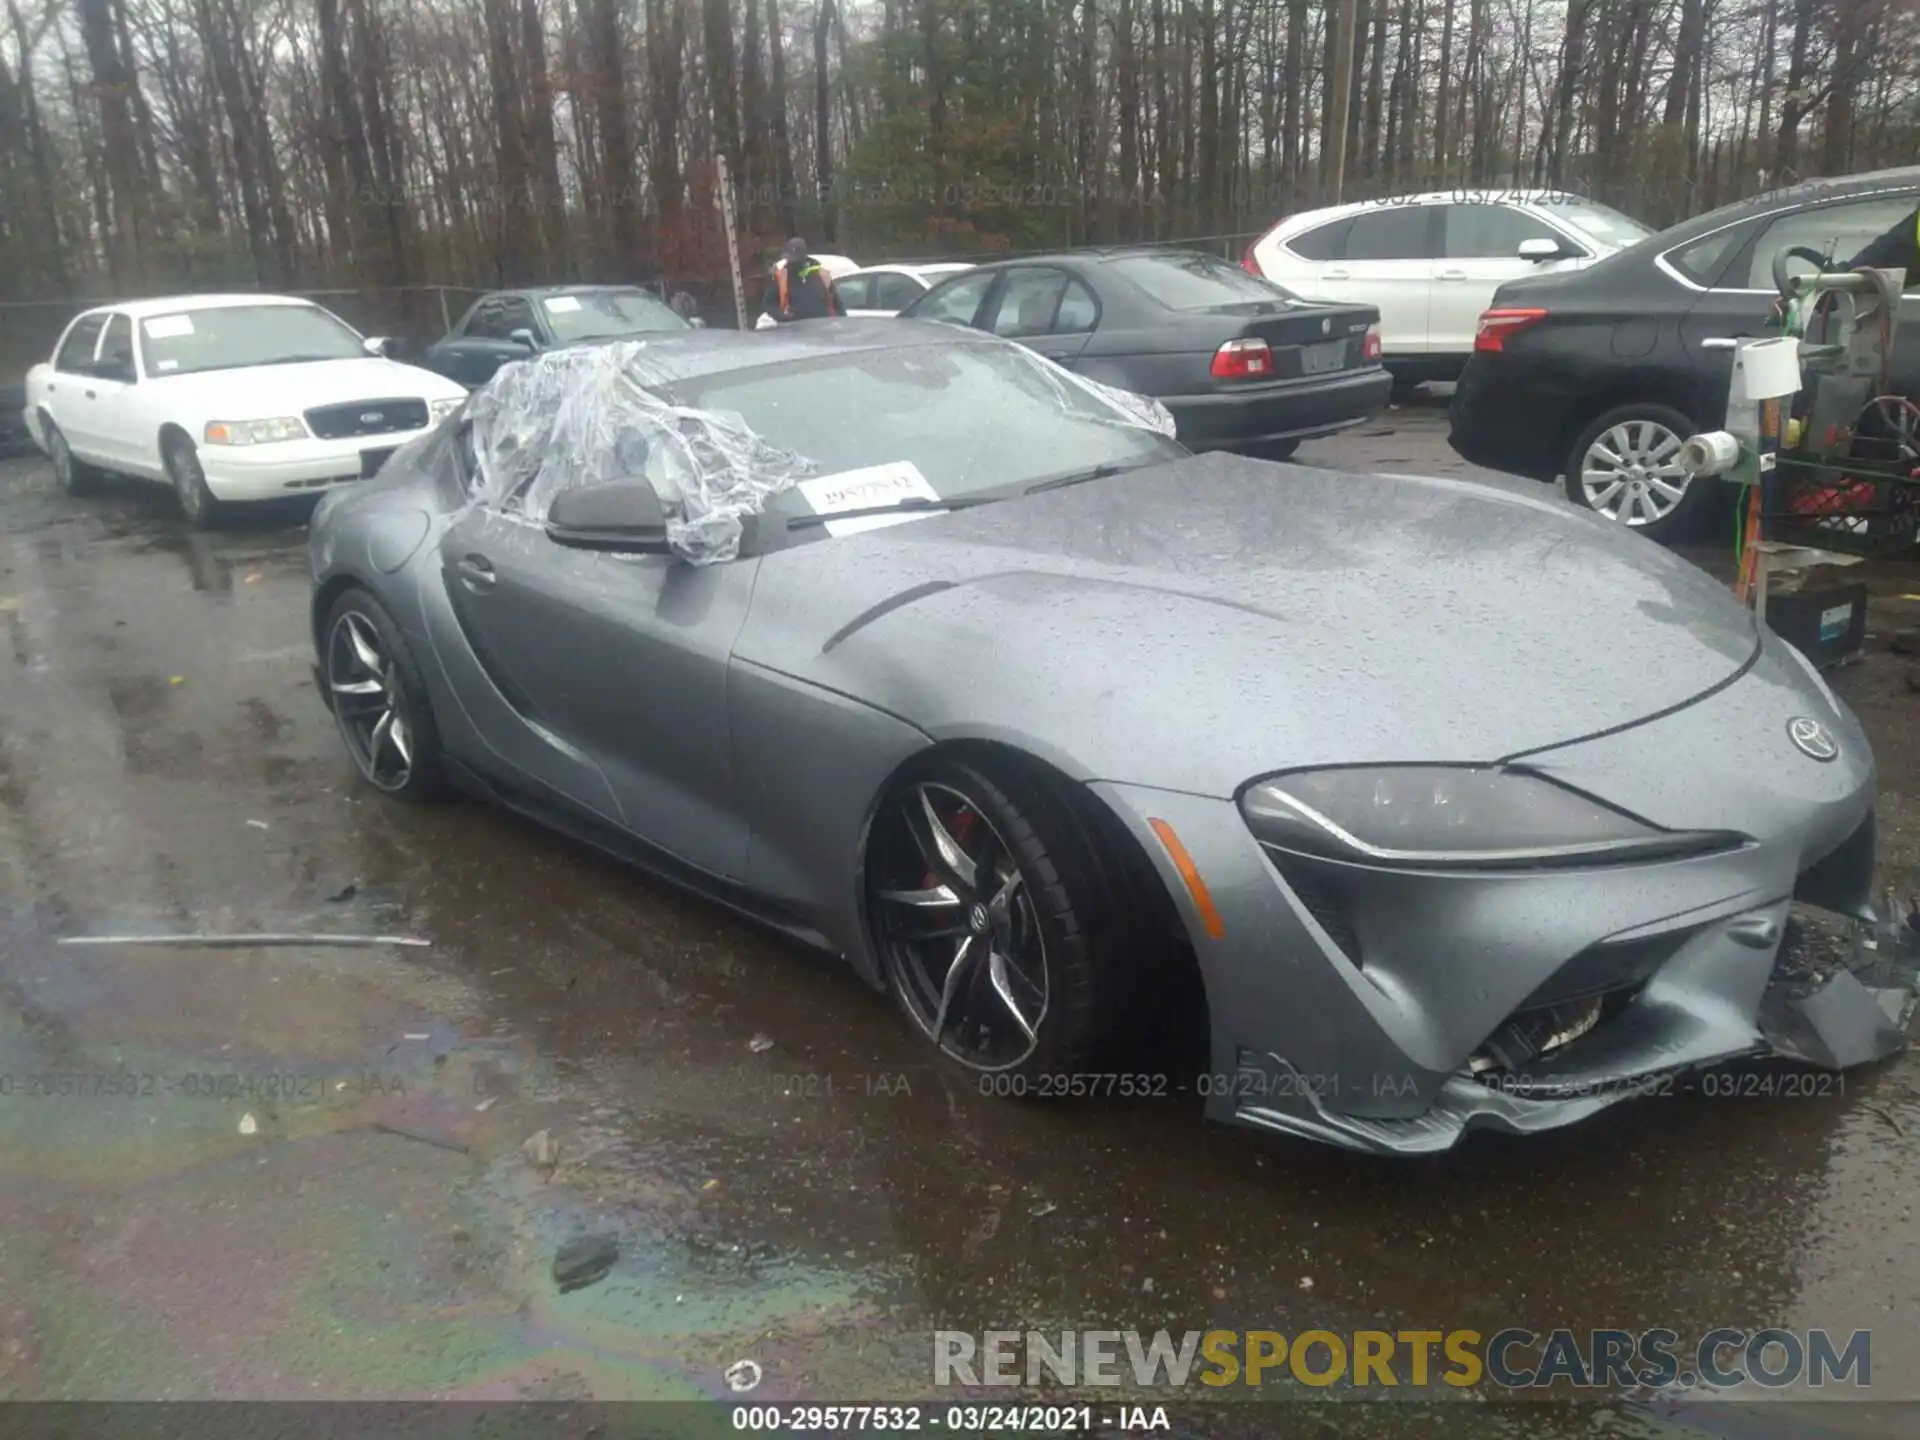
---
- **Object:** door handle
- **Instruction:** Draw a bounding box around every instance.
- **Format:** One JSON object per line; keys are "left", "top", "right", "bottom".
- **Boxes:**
{"left": 455, "top": 554, "right": 496, "bottom": 593}
{"left": 84, "top": 389, "right": 96, "bottom": 399}
{"left": 1437, "top": 269, "right": 1469, "bottom": 281}
{"left": 1323, "top": 269, "right": 1351, "bottom": 280}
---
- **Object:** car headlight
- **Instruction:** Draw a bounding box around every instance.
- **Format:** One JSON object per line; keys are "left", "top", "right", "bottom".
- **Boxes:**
{"left": 428, "top": 397, "right": 464, "bottom": 423}
{"left": 204, "top": 417, "right": 307, "bottom": 445}
{"left": 1240, "top": 766, "right": 1735, "bottom": 869}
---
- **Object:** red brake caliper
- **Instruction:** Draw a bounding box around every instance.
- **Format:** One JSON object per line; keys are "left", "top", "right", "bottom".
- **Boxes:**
{"left": 924, "top": 805, "right": 979, "bottom": 889}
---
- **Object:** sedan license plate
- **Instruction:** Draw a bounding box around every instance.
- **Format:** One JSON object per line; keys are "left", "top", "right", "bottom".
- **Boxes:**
{"left": 360, "top": 446, "right": 398, "bottom": 478}
{"left": 1302, "top": 339, "right": 1348, "bottom": 376}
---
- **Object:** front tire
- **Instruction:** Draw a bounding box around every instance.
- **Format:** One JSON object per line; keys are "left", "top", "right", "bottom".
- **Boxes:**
{"left": 865, "top": 756, "right": 1139, "bottom": 1082}
{"left": 164, "top": 436, "right": 224, "bottom": 529}
{"left": 1564, "top": 403, "right": 1711, "bottom": 544}
{"left": 322, "top": 587, "right": 445, "bottom": 802}
{"left": 44, "top": 419, "right": 99, "bottom": 496}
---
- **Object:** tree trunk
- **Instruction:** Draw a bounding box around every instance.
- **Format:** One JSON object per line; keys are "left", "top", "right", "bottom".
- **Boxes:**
{"left": 767, "top": 0, "right": 797, "bottom": 235}
{"left": 1280, "top": 0, "right": 1303, "bottom": 208}
{"left": 1772, "top": 0, "right": 1817, "bottom": 177}
{"left": 523, "top": 0, "right": 569, "bottom": 269}
{"left": 75, "top": 0, "right": 146, "bottom": 283}
{"left": 814, "top": 0, "right": 834, "bottom": 239}
{"left": 1433, "top": 0, "right": 1455, "bottom": 184}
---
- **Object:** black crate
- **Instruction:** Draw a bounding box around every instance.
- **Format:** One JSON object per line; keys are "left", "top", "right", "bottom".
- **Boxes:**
{"left": 1767, "top": 583, "right": 1869, "bottom": 670}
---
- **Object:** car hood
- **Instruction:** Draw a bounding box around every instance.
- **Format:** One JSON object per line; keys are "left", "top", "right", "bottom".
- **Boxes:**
{"left": 734, "top": 452, "right": 1763, "bottom": 797}
{"left": 153, "top": 356, "right": 464, "bottom": 416}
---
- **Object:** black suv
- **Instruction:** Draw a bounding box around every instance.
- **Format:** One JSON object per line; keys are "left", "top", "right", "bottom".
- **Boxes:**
{"left": 1449, "top": 166, "right": 1920, "bottom": 544}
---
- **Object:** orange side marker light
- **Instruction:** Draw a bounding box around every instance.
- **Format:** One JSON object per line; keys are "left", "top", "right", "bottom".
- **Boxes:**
{"left": 1148, "top": 818, "right": 1226, "bottom": 939}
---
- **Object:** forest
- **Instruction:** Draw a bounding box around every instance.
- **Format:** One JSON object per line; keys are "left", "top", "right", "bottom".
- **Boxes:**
{"left": 1, "top": 0, "right": 1918, "bottom": 329}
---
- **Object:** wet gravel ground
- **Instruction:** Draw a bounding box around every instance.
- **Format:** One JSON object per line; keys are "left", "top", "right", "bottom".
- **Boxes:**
{"left": 2, "top": 404, "right": 1919, "bottom": 1438}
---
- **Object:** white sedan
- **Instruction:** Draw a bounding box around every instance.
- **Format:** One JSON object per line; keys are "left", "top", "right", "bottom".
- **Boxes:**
{"left": 833, "top": 262, "right": 976, "bottom": 317}
{"left": 1241, "top": 190, "right": 1652, "bottom": 388}
{"left": 752, "top": 260, "right": 974, "bottom": 328}
{"left": 22, "top": 293, "right": 467, "bottom": 526}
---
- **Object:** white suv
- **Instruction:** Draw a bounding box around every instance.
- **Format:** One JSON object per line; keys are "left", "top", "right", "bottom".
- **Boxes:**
{"left": 1243, "top": 190, "right": 1653, "bottom": 387}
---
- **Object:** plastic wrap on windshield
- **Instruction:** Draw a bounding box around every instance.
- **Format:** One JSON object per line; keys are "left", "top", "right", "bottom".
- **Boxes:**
{"left": 1018, "top": 349, "right": 1179, "bottom": 438}
{"left": 464, "top": 340, "right": 818, "bottom": 565}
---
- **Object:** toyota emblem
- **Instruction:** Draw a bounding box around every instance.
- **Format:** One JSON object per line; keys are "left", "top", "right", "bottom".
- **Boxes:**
{"left": 359, "top": 411, "right": 385, "bottom": 425}
{"left": 1787, "top": 717, "right": 1838, "bottom": 762}
{"left": 1320, "top": 317, "right": 1332, "bottom": 335}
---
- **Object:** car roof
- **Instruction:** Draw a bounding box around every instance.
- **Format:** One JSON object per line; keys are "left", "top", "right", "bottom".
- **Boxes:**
{"left": 80, "top": 294, "right": 319, "bottom": 320}
{"left": 500, "top": 284, "right": 664, "bottom": 297}
{"left": 953, "top": 245, "right": 1221, "bottom": 271}
{"left": 1666, "top": 166, "right": 1920, "bottom": 236}
{"left": 848, "top": 262, "right": 974, "bottom": 278}
{"left": 1270, "top": 190, "right": 1634, "bottom": 230}
{"left": 584, "top": 317, "right": 1001, "bottom": 384}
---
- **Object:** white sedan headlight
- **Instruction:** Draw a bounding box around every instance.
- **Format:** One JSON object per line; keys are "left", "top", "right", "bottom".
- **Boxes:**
{"left": 428, "top": 397, "right": 465, "bottom": 423}
{"left": 203, "top": 417, "right": 307, "bottom": 445}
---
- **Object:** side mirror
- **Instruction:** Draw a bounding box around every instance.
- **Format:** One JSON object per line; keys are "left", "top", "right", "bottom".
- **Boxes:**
{"left": 508, "top": 328, "right": 539, "bottom": 351}
{"left": 689, "top": 317, "right": 708, "bottom": 329}
{"left": 91, "top": 357, "right": 134, "bottom": 382}
{"left": 545, "top": 480, "right": 672, "bottom": 553}
{"left": 363, "top": 335, "right": 396, "bottom": 357}
{"left": 1518, "top": 237, "right": 1566, "bottom": 262}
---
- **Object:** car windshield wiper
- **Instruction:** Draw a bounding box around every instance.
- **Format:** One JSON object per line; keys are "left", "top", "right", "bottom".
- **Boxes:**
{"left": 785, "top": 496, "right": 993, "bottom": 530}
{"left": 1023, "top": 461, "right": 1137, "bottom": 495}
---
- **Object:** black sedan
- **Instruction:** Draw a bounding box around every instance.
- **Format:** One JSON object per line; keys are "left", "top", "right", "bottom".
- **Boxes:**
{"left": 421, "top": 285, "right": 697, "bottom": 389}
{"left": 899, "top": 247, "right": 1390, "bottom": 459}
{"left": 1449, "top": 166, "right": 1920, "bottom": 543}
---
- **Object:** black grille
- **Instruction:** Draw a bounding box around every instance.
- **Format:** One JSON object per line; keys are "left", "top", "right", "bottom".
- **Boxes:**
{"left": 304, "top": 397, "right": 428, "bottom": 440}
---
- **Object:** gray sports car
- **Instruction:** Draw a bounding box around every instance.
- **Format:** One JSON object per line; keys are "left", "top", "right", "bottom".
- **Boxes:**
{"left": 307, "top": 317, "right": 1907, "bottom": 1155}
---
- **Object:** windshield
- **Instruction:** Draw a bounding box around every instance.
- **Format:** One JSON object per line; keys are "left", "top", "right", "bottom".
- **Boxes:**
{"left": 1536, "top": 199, "right": 1654, "bottom": 247}
{"left": 669, "top": 343, "right": 1183, "bottom": 504}
{"left": 1107, "top": 251, "right": 1302, "bottom": 308}
{"left": 541, "top": 289, "right": 691, "bottom": 341}
{"left": 137, "top": 303, "right": 364, "bottom": 376}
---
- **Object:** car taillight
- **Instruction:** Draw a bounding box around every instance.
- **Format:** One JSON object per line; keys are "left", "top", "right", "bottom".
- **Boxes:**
{"left": 1240, "top": 243, "right": 1262, "bottom": 277}
{"left": 1362, "top": 324, "right": 1382, "bottom": 361}
{"left": 1475, "top": 308, "right": 1548, "bottom": 353}
{"left": 1211, "top": 337, "right": 1274, "bottom": 379}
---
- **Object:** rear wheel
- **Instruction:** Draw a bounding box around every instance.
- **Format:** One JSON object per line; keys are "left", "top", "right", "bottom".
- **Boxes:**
{"left": 865, "top": 757, "right": 1139, "bottom": 1082}
{"left": 44, "top": 419, "right": 99, "bottom": 496}
{"left": 164, "top": 436, "right": 224, "bottom": 529}
{"left": 1564, "top": 403, "right": 1713, "bottom": 544}
{"left": 322, "top": 587, "right": 445, "bottom": 802}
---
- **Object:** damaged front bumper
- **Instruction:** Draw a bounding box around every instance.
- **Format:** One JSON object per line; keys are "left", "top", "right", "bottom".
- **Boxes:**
{"left": 1235, "top": 893, "right": 1919, "bottom": 1156}
{"left": 1091, "top": 656, "right": 1916, "bottom": 1156}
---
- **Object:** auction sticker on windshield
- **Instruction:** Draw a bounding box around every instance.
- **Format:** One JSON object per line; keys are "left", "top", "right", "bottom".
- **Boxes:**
{"left": 543, "top": 296, "right": 582, "bottom": 313}
{"left": 797, "top": 462, "right": 941, "bottom": 536}
{"left": 142, "top": 315, "right": 195, "bottom": 338}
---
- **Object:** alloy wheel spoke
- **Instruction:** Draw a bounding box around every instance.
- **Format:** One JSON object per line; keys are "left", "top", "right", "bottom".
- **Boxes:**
{"left": 389, "top": 712, "right": 413, "bottom": 768}
{"left": 879, "top": 884, "right": 962, "bottom": 909}
{"left": 344, "top": 615, "right": 383, "bottom": 675}
{"left": 911, "top": 788, "right": 977, "bottom": 891}
{"left": 986, "top": 870, "right": 1023, "bottom": 952}
{"left": 1586, "top": 476, "right": 1624, "bottom": 509}
{"left": 332, "top": 677, "right": 384, "bottom": 696}
{"left": 369, "top": 709, "right": 395, "bottom": 767}
{"left": 930, "top": 935, "right": 980, "bottom": 1042}
{"left": 986, "top": 950, "right": 1040, "bottom": 1044}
